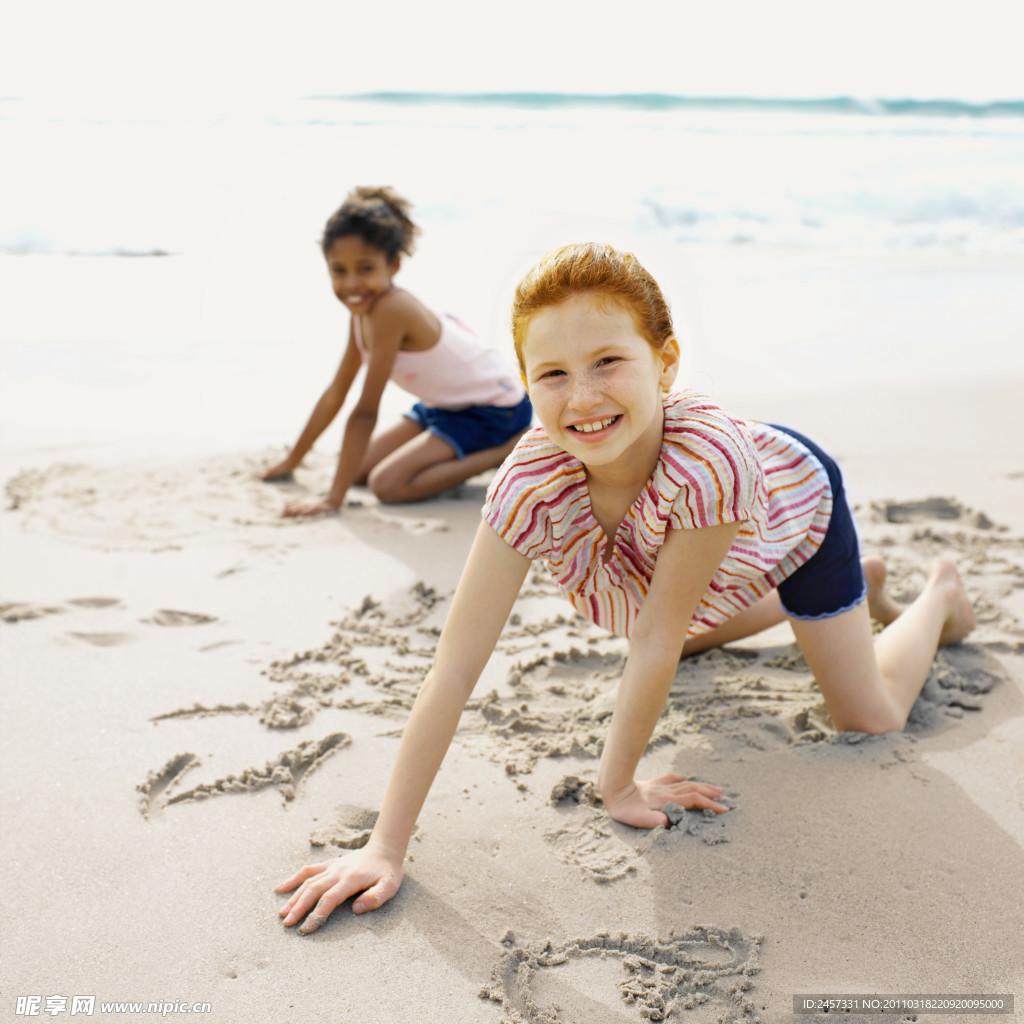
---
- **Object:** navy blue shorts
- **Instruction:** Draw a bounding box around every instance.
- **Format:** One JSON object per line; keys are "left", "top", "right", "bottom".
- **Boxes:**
{"left": 771, "top": 424, "right": 867, "bottom": 621}
{"left": 404, "top": 394, "right": 533, "bottom": 459}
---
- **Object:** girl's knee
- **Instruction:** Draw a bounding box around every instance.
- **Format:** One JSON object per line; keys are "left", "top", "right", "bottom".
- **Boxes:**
{"left": 367, "top": 468, "right": 409, "bottom": 504}
{"left": 830, "top": 705, "right": 906, "bottom": 736}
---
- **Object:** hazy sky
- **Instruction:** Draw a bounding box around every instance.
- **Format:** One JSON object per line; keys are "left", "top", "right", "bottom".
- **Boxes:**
{"left": 2, "top": 0, "right": 1022, "bottom": 111}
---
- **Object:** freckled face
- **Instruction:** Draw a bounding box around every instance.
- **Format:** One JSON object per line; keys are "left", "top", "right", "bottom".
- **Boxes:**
{"left": 324, "top": 235, "right": 399, "bottom": 313}
{"left": 521, "top": 293, "right": 678, "bottom": 472}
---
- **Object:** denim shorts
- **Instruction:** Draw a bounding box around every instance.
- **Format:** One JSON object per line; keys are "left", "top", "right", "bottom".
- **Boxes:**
{"left": 404, "top": 394, "right": 533, "bottom": 459}
{"left": 771, "top": 424, "right": 867, "bottom": 621}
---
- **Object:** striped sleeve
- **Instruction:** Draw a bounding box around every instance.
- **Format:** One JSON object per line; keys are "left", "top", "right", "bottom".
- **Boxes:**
{"left": 482, "top": 430, "right": 570, "bottom": 560}
{"left": 665, "top": 405, "right": 763, "bottom": 531}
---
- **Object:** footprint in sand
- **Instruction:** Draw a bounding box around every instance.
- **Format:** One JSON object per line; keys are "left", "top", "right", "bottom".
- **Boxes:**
{"left": 481, "top": 926, "right": 763, "bottom": 1023}
{"left": 67, "top": 631, "right": 134, "bottom": 647}
{"left": 545, "top": 775, "right": 638, "bottom": 882}
{"left": 3, "top": 597, "right": 123, "bottom": 623}
{"left": 0, "top": 602, "right": 68, "bottom": 622}
{"left": 544, "top": 813, "right": 640, "bottom": 883}
{"left": 876, "top": 497, "right": 965, "bottom": 523}
{"left": 142, "top": 609, "right": 217, "bottom": 626}
{"left": 873, "top": 496, "right": 999, "bottom": 531}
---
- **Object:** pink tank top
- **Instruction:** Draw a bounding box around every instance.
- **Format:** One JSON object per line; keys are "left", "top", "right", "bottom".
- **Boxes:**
{"left": 352, "top": 311, "right": 525, "bottom": 409}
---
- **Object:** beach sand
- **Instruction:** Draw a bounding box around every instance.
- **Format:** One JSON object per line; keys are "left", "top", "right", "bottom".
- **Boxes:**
{"left": 2, "top": 248, "right": 1023, "bottom": 1023}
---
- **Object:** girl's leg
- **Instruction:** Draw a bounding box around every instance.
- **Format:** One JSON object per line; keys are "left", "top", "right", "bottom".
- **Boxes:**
{"left": 354, "top": 419, "right": 425, "bottom": 485}
{"left": 681, "top": 556, "right": 902, "bottom": 657}
{"left": 681, "top": 592, "right": 787, "bottom": 656}
{"left": 367, "top": 430, "right": 526, "bottom": 504}
{"left": 788, "top": 558, "right": 975, "bottom": 733}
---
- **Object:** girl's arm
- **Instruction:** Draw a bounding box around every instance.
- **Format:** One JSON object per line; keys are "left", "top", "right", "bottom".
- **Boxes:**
{"left": 598, "top": 520, "right": 741, "bottom": 828}
{"left": 284, "top": 295, "right": 408, "bottom": 516}
{"left": 276, "top": 522, "right": 531, "bottom": 930}
{"left": 262, "top": 332, "right": 362, "bottom": 481}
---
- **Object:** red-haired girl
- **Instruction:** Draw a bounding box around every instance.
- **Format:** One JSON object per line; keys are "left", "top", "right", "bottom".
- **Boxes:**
{"left": 277, "top": 242, "right": 974, "bottom": 931}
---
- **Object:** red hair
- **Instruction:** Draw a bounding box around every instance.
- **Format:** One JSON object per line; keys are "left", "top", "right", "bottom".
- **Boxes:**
{"left": 511, "top": 242, "right": 675, "bottom": 374}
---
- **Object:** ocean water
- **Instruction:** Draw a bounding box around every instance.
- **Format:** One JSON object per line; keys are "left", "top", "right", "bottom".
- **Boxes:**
{"left": 2, "top": 93, "right": 1023, "bottom": 460}
{"left": 3, "top": 92, "right": 1023, "bottom": 257}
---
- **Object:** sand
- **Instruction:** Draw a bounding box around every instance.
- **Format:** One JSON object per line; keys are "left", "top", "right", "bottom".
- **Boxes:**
{"left": 2, "top": 250, "right": 1024, "bottom": 1023}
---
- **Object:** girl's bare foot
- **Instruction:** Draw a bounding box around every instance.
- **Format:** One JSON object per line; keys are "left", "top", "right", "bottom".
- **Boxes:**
{"left": 863, "top": 556, "right": 903, "bottom": 626}
{"left": 928, "top": 558, "right": 977, "bottom": 645}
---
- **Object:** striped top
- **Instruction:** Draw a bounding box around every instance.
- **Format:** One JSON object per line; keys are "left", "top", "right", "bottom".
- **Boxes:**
{"left": 482, "top": 390, "right": 833, "bottom": 639}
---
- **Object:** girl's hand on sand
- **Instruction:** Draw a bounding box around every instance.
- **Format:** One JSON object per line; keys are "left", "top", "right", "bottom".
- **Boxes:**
{"left": 283, "top": 496, "right": 340, "bottom": 517}
{"left": 261, "top": 459, "right": 296, "bottom": 481}
{"left": 602, "top": 773, "right": 728, "bottom": 829}
{"left": 276, "top": 850, "right": 403, "bottom": 933}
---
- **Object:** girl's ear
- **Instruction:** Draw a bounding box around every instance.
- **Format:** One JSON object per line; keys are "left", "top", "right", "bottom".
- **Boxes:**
{"left": 388, "top": 255, "right": 402, "bottom": 276}
{"left": 658, "top": 337, "right": 681, "bottom": 391}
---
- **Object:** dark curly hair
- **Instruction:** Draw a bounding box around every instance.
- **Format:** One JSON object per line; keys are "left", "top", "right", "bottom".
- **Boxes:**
{"left": 320, "top": 186, "right": 420, "bottom": 261}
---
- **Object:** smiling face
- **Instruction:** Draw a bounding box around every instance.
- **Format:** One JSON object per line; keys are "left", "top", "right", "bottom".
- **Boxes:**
{"left": 324, "top": 235, "right": 399, "bottom": 313}
{"left": 521, "top": 293, "right": 679, "bottom": 475}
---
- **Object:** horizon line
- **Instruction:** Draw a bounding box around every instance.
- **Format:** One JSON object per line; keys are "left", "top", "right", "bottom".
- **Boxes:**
{"left": 307, "top": 91, "right": 1024, "bottom": 114}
